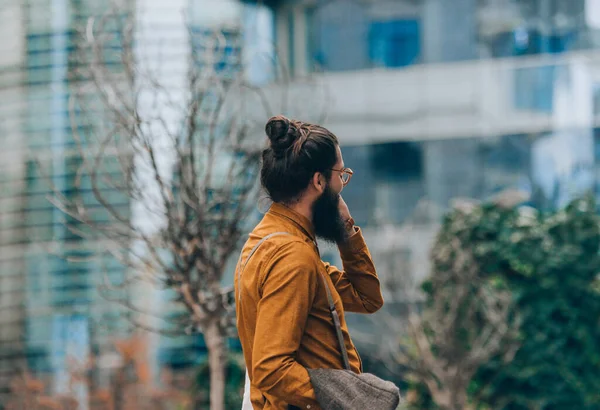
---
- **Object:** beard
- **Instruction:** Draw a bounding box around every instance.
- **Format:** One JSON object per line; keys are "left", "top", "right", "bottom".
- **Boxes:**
{"left": 311, "top": 184, "right": 348, "bottom": 245}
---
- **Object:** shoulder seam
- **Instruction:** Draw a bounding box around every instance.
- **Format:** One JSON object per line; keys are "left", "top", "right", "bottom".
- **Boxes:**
{"left": 263, "top": 237, "right": 317, "bottom": 264}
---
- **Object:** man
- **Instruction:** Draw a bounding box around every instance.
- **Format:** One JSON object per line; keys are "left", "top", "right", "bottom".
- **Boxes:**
{"left": 235, "top": 115, "right": 383, "bottom": 410}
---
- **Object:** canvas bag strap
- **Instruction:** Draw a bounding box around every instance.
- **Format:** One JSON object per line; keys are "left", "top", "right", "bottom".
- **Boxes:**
{"left": 317, "top": 270, "right": 352, "bottom": 370}
{"left": 236, "top": 232, "right": 292, "bottom": 302}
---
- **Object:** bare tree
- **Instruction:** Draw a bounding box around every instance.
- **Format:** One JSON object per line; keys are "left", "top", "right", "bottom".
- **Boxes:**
{"left": 350, "top": 193, "right": 524, "bottom": 410}
{"left": 392, "top": 192, "right": 527, "bottom": 410}
{"left": 398, "top": 248, "right": 517, "bottom": 409}
{"left": 43, "top": 3, "right": 327, "bottom": 410}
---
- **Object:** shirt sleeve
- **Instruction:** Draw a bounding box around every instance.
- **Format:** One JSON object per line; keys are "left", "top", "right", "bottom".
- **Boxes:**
{"left": 324, "top": 227, "right": 384, "bottom": 313}
{"left": 251, "top": 240, "right": 322, "bottom": 409}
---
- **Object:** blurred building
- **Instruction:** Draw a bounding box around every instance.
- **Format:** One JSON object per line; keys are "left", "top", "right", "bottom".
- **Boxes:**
{"left": 0, "top": 0, "right": 273, "bottom": 401}
{"left": 0, "top": 0, "right": 137, "bottom": 399}
{"left": 3, "top": 0, "right": 600, "bottom": 400}
{"left": 251, "top": 0, "right": 600, "bottom": 296}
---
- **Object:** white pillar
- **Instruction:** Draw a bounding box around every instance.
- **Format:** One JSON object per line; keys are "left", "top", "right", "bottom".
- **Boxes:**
{"left": 531, "top": 58, "right": 594, "bottom": 208}
{"left": 242, "top": 3, "right": 275, "bottom": 85}
{"left": 133, "top": 0, "right": 189, "bottom": 384}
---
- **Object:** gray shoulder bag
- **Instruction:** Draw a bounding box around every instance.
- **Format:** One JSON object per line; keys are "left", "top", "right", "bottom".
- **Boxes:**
{"left": 306, "top": 267, "right": 401, "bottom": 410}
{"left": 238, "top": 232, "right": 401, "bottom": 410}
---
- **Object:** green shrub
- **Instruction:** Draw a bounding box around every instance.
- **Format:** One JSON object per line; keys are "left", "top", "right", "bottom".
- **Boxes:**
{"left": 473, "top": 196, "right": 600, "bottom": 409}
{"left": 408, "top": 195, "right": 600, "bottom": 409}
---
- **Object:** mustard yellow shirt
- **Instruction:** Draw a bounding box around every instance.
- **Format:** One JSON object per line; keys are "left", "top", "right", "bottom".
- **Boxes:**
{"left": 235, "top": 203, "right": 383, "bottom": 410}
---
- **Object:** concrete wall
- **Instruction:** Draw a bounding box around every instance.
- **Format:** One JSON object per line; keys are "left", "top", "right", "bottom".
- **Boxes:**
{"left": 269, "top": 51, "right": 600, "bottom": 145}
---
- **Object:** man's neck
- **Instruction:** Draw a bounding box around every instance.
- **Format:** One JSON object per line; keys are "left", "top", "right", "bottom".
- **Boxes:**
{"left": 285, "top": 200, "right": 313, "bottom": 225}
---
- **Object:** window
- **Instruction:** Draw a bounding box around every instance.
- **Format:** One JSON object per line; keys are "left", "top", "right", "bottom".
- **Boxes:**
{"left": 191, "top": 27, "right": 243, "bottom": 80}
{"left": 306, "top": 0, "right": 422, "bottom": 72}
{"left": 480, "top": 0, "right": 585, "bottom": 58}
{"left": 369, "top": 142, "right": 424, "bottom": 224}
{"left": 342, "top": 142, "right": 425, "bottom": 227}
{"left": 369, "top": 20, "right": 420, "bottom": 68}
{"left": 307, "top": 0, "right": 369, "bottom": 72}
{"left": 480, "top": 134, "right": 532, "bottom": 200}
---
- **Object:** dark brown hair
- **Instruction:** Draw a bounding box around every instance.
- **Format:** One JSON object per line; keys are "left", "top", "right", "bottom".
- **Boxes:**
{"left": 260, "top": 115, "right": 339, "bottom": 204}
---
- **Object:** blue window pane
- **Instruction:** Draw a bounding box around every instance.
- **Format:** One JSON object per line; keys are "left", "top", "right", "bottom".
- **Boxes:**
{"left": 308, "top": 0, "right": 369, "bottom": 72}
{"left": 369, "top": 20, "right": 420, "bottom": 68}
{"left": 514, "top": 65, "right": 555, "bottom": 113}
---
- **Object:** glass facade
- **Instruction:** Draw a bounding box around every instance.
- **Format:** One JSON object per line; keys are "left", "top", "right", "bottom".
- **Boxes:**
{"left": 306, "top": 0, "right": 422, "bottom": 71}
{"left": 302, "top": 0, "right": 591, "bottom": 72}
{"left": 480, "top": 0, "right": 587, "bottom": 58}
{"left": 0, "top": 1, "right": 268, "bottom": 391}
{"left": 338, "top": 130, "right": 596, "bottom": 232}
{"left": 0, "top": 0, "right": 133, "bottom": 396}
{"left": 262, "top": 0, "right": 599, "bottom": 225}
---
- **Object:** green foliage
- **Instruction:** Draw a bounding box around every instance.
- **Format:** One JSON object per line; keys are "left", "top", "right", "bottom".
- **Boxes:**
{"left": 412, "top": 195, "right": 600, "bottom": 409}
{"left": 470, "top": 196, "right": 600, "bottom": 409}
{"left": 405, "top": 377, "right": 438, "bottom": 410}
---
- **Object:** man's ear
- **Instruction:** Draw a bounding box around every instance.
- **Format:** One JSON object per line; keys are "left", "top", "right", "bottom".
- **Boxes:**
{"left": 311, "top": 172, "right": 325, "bottom": 194}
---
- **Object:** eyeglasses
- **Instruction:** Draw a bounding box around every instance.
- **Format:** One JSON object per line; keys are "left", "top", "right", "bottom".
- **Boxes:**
{"left": 330, "top": 167, "right": 353, "bottom": 186}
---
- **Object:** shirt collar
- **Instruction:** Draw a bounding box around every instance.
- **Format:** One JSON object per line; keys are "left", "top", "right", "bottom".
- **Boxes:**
{"left": 268, "top": 202, "right": 316, "bottom": 241}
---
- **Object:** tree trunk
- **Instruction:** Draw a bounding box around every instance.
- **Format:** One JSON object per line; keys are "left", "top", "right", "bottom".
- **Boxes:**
{"left": 112, "top": 366, "right": 125, "bottom": 410}
{"left": 204, "top": 320, "right": 226, "bottom": 410}
{"left": 449, "top": 389, "right": 467, "bottom": 410}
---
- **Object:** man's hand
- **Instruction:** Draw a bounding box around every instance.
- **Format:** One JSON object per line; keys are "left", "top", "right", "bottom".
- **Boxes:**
{"left": 338, "top": 195, "right": 351, "bottom": 221}
{"left": 338, "top": 196, "right": 355, "bottom": 235}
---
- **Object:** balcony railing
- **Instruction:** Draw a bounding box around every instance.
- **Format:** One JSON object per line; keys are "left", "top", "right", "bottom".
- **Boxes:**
{"left": 263, "top": 50, "right": 600, "bottom": 144}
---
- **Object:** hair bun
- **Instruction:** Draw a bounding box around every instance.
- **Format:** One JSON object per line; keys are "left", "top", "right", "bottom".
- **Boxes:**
{"left": 265, "top": 115, "right": 296, "bottom": 153}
